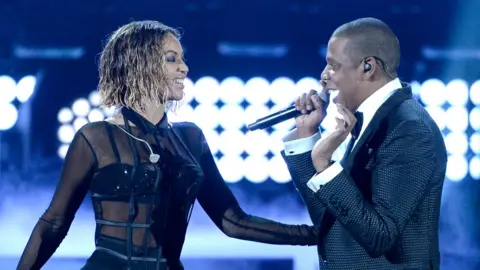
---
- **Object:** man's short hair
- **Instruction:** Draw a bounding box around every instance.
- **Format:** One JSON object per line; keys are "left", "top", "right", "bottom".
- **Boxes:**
{"left": 332, "top": 17, "right": 400, "bottom": 77}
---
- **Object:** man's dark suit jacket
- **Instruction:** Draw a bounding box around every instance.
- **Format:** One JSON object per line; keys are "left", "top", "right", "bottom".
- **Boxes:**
{"left": 282, "top": 86, "right": 447, "bottom": 270}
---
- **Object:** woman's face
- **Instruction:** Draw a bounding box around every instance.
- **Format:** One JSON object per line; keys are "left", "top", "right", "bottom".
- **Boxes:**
{"left": 163, "top": 33, "right": 189, "bottom": 101}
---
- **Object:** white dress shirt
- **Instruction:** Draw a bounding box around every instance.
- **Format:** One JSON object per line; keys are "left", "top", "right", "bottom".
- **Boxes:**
{"left": 283, "top": 78, "right": 403, "bottom": 192}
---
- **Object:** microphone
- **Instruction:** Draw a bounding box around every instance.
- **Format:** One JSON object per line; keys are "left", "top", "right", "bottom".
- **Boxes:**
{"left": 247, "top": 91, "right": 329, "bottom": 131}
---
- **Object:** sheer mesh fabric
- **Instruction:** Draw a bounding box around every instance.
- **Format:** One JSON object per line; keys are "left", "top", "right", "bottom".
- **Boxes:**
{"left": 86, "top": 122, "right": 176, "bottom": 248}
{"left": 18, "top": 111, "right": 318, "bottom": 270}
{"left": 17, "top": 130, "right": 95, "bottom": 269}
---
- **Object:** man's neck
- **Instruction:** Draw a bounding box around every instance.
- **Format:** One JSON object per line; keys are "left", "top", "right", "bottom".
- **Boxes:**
{"left": 352, "top": 77, "right": 395, "bottom": 112}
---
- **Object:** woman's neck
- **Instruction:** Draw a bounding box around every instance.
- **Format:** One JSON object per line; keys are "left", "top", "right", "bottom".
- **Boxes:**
{"left": 137, "top": 103, "right": 166, "bottom": 125}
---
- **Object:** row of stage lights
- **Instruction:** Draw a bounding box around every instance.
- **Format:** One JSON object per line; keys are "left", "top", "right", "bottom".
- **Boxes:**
{"left": 0, "top": 75, "right": 37, "bottom": 130}
{"left": 57, "top": 76, "right": 480, "bottom": 183}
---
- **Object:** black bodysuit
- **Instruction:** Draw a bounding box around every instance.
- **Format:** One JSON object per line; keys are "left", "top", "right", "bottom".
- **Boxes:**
{"left": 17, "top": 108, "right": 317, "bottom": 270}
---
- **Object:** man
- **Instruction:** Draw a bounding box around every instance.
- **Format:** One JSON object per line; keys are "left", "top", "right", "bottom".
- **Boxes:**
{"left": 281, "top": 17, "right": 447, "bottom": 269}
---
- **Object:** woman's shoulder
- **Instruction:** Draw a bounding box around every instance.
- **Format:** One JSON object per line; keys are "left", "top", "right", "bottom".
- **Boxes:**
{"left": 171, "top": 121, "right": 201, "bottom": 131}
{"left": 77, "top": 121, "right": 109, "bottom": 134}
{"left": 171, "top": 121, "right": 204, "bottom": 138}
{"left": 80, "top": 115, "right": 127, "bottom": 133}
{"left": 74, "top": 121, "right": 112, "bottom": 144}
{"left": 170, "top": 121, "right": 206, "bottom": 150}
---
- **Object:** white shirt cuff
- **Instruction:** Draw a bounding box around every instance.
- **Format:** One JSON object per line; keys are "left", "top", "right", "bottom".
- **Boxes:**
{"left": 283, "top": 132, "right": 321, "bottom": 156}
{"left": 306, "top": 162, "right": 344, "bottom": 192}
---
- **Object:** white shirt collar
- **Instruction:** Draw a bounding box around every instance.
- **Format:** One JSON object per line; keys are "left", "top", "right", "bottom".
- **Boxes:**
{"left": 331, "top": 78, "right": 402, "bottom": 159}
{"left": 356, "top": 78, "right": 403, "bottom": 134}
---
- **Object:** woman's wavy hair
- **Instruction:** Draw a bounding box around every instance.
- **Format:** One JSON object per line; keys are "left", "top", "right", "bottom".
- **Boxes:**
{"left": 98, "top": 20, "right": 180, "bottom": 111}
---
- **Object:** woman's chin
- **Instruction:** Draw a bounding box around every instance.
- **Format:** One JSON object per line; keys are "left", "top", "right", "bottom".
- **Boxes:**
{"left": 167, "top": 91, "right": 184, "bottom": 101}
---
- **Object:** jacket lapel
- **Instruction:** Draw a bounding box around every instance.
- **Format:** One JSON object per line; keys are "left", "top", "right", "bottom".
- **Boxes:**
{"left": 317, "top": 85, "right": 414, "bottom": 261}
{"left": 342, "top": 85, "right": 413, "bottom": 169}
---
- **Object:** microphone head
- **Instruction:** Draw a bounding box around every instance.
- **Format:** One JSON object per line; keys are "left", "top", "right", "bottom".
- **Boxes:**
{"left": 149, "top": 154, "right": 160, "bottom": 163}
{"left": 317, "top": 92, "right": 329, "bottom": 103}
{"left": 246, "top": 123, "right": 259, "bottom": 131}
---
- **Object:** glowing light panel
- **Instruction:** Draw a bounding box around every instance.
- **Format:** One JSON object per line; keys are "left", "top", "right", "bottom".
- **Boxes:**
{"left": 56, "top": 77, "right": 477, "bottom": 183}
{"left": 0, "top": 75, "right": 37, "bottom": 130}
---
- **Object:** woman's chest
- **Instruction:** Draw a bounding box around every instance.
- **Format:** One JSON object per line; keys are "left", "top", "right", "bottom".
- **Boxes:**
{"left": 90, "top": 162, "right": 204, "bottom": 199}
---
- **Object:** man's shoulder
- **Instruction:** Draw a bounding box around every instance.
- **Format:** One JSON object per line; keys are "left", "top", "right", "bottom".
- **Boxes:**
{"left": 386, "top": 98, "right": 441, "bottom": 136}
{"left": 389, "top": 98, "right": 427, "bottom": 122}
{"left": 377, "top": 98, "right": 446, "bottom": 161}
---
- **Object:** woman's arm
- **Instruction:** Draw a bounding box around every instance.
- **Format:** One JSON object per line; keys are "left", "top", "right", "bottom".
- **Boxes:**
{"left": 17, "top": 131, "right": 96, "bottom": 270}
{"left": 195, "top": 128, "right": 317, "bottom": 246}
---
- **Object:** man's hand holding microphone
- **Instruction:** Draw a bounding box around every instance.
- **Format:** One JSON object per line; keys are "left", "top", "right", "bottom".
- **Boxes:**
{"left": 293, "top": 76, "right": 359, "bottom": 174}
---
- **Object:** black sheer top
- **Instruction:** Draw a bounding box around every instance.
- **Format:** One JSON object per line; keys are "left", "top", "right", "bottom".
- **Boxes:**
{"left": 17, "top": 107, "right": 317, "bottom": 270}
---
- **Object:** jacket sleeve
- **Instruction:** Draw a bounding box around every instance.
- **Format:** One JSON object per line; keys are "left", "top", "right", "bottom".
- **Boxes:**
{"left": 313, "top": 120, "right": 445, "bottom": 257}
{"left": 281, "top": 150, "right": 326, "bottom": 226}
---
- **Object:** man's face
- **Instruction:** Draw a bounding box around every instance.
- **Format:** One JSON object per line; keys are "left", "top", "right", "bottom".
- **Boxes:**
{"left": 324, "top": 37, "right": 363, "bottom": 111}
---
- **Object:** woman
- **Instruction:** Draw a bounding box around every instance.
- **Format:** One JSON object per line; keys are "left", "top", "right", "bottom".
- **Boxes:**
{"left": 17, "top": 21, "right": 317, "bottom": 270}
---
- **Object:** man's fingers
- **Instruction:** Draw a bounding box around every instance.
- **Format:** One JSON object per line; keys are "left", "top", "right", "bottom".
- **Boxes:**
{"left": 337, "top": 105, "right": 356, "bottom": 129}
{"left": 305, "top": 89, "right": 316, "bottom": 111}
{"left": 298, "top": 93, "right": 307, "bottom": 114}
{"left": 295, "top": 97, "right": 301, "bottom": 110}
{"left": 334, "top": 116, "right": 347, "bottom": 131}
{"left": 339, "top": 104, "right": 356, "bottom": 121}
{"left": 295, "top": 89, "right": 328, "bottom": 115}
{"left": 310, "top": 94, "right": 325, "bottom": 110}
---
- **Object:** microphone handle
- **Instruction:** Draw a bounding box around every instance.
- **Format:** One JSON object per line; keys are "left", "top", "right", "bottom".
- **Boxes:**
{"left": 246, "top": 91, "right": 329, "bottom": 131}
{"left": 247, "top": 106, "right": 300, "bottom": 131}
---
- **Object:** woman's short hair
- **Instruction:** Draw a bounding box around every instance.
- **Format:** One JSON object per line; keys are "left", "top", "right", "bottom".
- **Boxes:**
{"left": 98, "top": 20, "right": 180, "bottom": 111}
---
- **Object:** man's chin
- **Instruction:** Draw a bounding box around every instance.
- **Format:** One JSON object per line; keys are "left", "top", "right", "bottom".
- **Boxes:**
{"left": 333, "top": 96, "right": 341, "bottom": 104}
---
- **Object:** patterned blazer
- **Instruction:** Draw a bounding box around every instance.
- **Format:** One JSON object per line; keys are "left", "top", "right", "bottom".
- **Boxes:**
{"left": 282, "top": 86, "right": 447, "bottom": 270}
